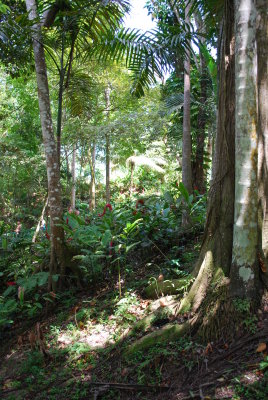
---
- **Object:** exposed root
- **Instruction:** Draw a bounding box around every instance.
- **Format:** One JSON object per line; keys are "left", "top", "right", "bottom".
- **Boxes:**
{"left": 124, "top": 320, "right": 193, "bottom": 356}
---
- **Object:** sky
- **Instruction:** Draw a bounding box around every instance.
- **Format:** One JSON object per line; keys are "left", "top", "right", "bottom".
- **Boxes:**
{"left": 123, "top": 0, "right": 156, "bottom": 31}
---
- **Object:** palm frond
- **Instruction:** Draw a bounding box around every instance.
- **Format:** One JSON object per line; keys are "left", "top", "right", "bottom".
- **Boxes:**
{"left": 126, "top": 155, "right": 166, "bottom": 174}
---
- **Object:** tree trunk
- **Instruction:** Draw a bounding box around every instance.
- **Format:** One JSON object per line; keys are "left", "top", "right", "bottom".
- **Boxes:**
{"left": 71, "top": 142, "right": 76, "bottom": 210}
{"left": 256, "top": 0, "right": 268, "bottom": 287}
{"left": 193, "top": 12, "right": 208, "bottom": 194}
{"left": 25, "top": 0, "right": 65, "bottom": 290}
{"left": 105, "top": 85, "right": 111, "bottom": 203}
{"left": 89, "top": 140, "right": 96, "bottom": 211}
{"left": 64, "top": 145, "right": 70, "bottom": 184}
{"left": 179, "top": 0, "right": 266, "bottom": 330}
{"left": 179, "top": 0, "right": 236, "bottom": 313}
{"left": 182, "top": 2, "right": 192, "bottom": 196}
{"left": 230, "top": 0, "right": 258, "bottom": 298}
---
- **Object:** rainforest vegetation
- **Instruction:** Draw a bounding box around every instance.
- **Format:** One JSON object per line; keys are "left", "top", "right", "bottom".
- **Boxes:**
{"left": 0, "top": 0, "right": 268, "bottom": 399}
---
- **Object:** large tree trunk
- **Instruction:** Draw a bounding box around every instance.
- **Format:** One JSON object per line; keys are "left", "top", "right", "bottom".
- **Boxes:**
{"left": 105, "top": 85, "right": 111, "bottom": 203}
{"left": 179, "top": 0, "right": 266, "bottom": 327}
{"left": 230, "top": 0, "right": 258, "bottom": 298}
{"left": 179, "top": 0, "right": 236, "bottom": 313}
{"left": 256, "top": 0, "right": 268, "bottom": 287}
{"left": 25, "top": 0, "right": 65, "bottom": 290}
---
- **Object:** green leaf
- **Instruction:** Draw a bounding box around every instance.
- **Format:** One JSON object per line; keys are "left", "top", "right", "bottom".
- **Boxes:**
{"left": 52, "top": 274, "right": 59, "bottom": 282}
{"left": 126, "top": 241, "right": 141, "bottom": 253}
{"left": 2, "top": 237, "right": 8, "bottom": 250}
{"left": 178, "top": 182, "right": 189, "bottom": 203}
{"left": 36, "top": 272, "right": 49, "bottom": 286}
{"left": 101, "top": 229, "right": 112, "bottom": 247}
{"left": 3, "top": 286, "right": 15, "bottom": 297}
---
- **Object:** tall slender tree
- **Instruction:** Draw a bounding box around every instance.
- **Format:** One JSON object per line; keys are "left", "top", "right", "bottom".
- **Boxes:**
{"left": 105, "top": 84, "right": 111, "bottom": 203}
{"left": 25, "top": 0, "right": 65, "bottom": 290}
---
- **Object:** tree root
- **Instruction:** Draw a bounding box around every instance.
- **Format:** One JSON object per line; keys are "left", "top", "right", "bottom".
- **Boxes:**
{"left": 124, "top": 319, "right": 194, "bottom": 356}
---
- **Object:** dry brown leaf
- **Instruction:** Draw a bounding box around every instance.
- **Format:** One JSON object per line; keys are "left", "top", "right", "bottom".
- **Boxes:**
{"left": 256, "top": 342, "right": 266, "bottom": 353}
{"left": 159, "top": 299, "right": 167, "bottom": 307}
{"left": 205, "top": 342, "right": 213, "bottom": 355}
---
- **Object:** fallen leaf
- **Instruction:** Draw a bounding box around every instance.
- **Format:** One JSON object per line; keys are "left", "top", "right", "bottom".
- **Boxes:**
{"left": 256, "top": 370, "right": 264, "bottom": 376}
{"left": 205, "top": 342, "right": 213, "bottom": 355}
{"left": 256, "top": 343, "right": 266, "bottom": 353}
{"left": 78, "top": 321, "right": 84, "bottom": 329}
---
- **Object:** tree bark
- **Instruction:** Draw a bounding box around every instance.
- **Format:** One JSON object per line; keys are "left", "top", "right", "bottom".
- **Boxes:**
{"left": 230, "top": 0, "right": 258, "bottom": 298}
{"left": 71, "top": 142, "right": 76, "bottom": 210}
{"left": 256, "top": 0, "right": 268, "bottom": 287}
{"left": 179, "top": 0, "right": 235, "bottom": 313}
{"left": 25, "top": 0, "right": 65, "bottom": 290}
{"left": 105, "top": 85, "right": 111, "bottom": 203}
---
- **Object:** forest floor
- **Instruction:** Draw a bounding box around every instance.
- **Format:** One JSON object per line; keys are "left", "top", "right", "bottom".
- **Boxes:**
{"left": 1, "top": 237, "right": 268, "bottom": 400}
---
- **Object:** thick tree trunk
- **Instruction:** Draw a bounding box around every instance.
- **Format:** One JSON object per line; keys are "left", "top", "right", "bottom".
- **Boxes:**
{"left": 105, "top": 85, "right": 111, "bottom": 203}
{"left": 230, "top": 0, "right": 258, "bottom": 298}
{"left": 256, "top": 0, "right": 268, "bottom": 287}
{"left": 89, "top": 140, "right": 96, "bottom": 211}
{"left": 71, "top": 142, "right": 76, "bottom": 210}
{"left": 179, "top": 0, "right": 235, "bottom": 313}
{"left": 25, "top": 0, "right": 65, "bottom": 290}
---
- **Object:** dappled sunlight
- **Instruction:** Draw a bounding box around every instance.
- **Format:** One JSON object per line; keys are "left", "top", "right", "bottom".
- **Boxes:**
{"left": 57, "top": 322, "right": 115, "bottom": 350}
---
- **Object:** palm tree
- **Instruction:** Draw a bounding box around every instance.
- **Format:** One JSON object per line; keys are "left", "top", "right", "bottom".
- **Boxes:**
{"left": 126, "top": 155, "right": 166, "bottom": 194}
